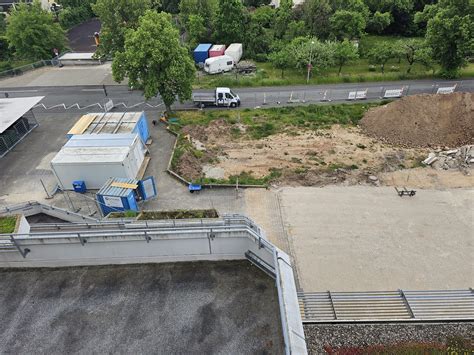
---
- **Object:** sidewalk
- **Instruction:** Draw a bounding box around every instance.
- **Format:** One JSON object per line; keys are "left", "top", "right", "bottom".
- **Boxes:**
{"left": 0, "top": 63, "right": 123, "bottom": 87}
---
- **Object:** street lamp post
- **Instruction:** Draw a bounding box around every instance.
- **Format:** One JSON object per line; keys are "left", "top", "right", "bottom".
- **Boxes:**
{"left": 306, "top": 40, "right": 315, "bottom": 84}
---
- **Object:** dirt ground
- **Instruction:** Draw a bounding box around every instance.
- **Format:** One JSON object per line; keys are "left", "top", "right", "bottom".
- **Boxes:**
{"left": 178, "top": 121, "right": 472, "bottom": 188}
{"left": 361, "top": 92, "right": 473, "bottom": 148}
{"left": 176, "top": 93, "right": 473, "bottom": 188}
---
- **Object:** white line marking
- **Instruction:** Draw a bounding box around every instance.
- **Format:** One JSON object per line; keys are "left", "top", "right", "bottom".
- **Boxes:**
{"left": 81, "top": 89, "right": 104, "bottom": 92}
{"left": 0, "top": 90, "right": 39, "bottom": 93}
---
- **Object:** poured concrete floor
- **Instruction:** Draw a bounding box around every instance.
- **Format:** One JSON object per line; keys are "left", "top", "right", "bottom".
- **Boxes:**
{"left": 0, "top": 261, "right": 284, "bottom": 354}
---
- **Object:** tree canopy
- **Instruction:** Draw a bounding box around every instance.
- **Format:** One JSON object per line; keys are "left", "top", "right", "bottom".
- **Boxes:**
{"left": 5, "top": 2, "right": 66, "bottom": 61}
{"left": 93, "top": 0, "right": 154, "bottom": 56}
{"left": 420, "top": 0, "right": 473, "bottom": 77}
{"left": 112, "top": 11, "right": 195, "bottom": 113}
{"left": 214, "top": 0, "right": 246, "bottom": 43}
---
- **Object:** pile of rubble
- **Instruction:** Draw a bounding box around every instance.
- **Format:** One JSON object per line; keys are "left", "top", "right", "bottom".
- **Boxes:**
{"left": 422, "top": 145, "right": 473, "bottom": 172}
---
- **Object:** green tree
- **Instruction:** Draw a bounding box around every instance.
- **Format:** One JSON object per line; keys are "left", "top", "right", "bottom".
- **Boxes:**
{"left": 112, "top": 11, "right": 196, "bottom": 114}
{"left": 303, "top": 0, "right": 333, "bottom": 39}
{"left": 0, "top": 13, "right": 6, "bottom": 34}
{"left": 367, "top": 11, "right": 392, "bottom": 34}
{"left": 243, "top": 0, "right": 271, "bottom": 6}
{"left": 5, "top": 2, "right": 66, "bottom": 61}
{"left": 274, "top": 0, "right": 293, "bottom": 39}
{"left": 368, "top": 42, "right": 397, "bottom": 73}
{"left": 289, "top": 37, "right": 336, "bottom": 75}
{"left": 187, "top": 14, "right": 207, "bottom": 49}
{"left": 330, "top": 10, "right": 366, "bottom": 40}
{"left": 269, "top": 45, "right": 295, "bottom": 78}
{"left": 93, "top": 0, "right": 153, "bottom": 56}
{"left": 244, "top": 5, "right": 275, "bottom": 60}
{"left": 214, "top": 0, "right": 245, "bottom": 43}
{"left": 419, "top": 0, "right": 473, "bottom": 78}
{"left": 397, "top": 38, "right": 428, "bottom": 73}
{"left": 365, "top": 0, "right": 416, "bottom": 35}
{"left": 283, "top": 20, "right": 308, "bottom": 41}
{"left": 179, "top": 0, "right": 217, "bottom": 33}
{"left": 334, "top": 39, "right": 359, "bottom": 74}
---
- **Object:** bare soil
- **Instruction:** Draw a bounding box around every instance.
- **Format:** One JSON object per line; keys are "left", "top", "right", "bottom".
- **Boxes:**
{"left": 360, "top": 93, "right": 474, "bottom": 148}
{"left": 178, "top": 123, "right": 432, "bottom": 186}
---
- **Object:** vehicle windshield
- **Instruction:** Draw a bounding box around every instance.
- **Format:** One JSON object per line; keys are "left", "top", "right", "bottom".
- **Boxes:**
{"left": 230, "top": 90, "right": 237, "bottom": 98}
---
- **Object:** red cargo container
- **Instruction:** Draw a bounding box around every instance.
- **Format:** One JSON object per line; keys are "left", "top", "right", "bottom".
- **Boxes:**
{"left": 209, "top": 45, "right": 226, "bottom": 58}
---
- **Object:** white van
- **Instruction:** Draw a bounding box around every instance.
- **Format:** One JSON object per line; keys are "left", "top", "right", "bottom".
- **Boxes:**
{"left": 204, "top": 55, "right": 234, "bottom": 74}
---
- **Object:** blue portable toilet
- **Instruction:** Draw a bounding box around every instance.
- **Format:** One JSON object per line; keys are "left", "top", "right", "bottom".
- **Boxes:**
{"left": 96, "top": 178, "right": 140, "bottom": 216}
{"left": 193, "top": 43, "right": 212, "bottom": 64}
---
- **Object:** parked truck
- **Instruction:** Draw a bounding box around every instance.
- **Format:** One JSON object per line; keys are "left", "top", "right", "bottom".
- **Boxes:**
{"left": 192, "top": 87, "right": 241, "bottom": 108}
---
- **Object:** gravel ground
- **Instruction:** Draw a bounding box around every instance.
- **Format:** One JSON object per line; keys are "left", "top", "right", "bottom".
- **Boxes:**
{"left": 304, "top": 322, "right": 473, "bottom": 354}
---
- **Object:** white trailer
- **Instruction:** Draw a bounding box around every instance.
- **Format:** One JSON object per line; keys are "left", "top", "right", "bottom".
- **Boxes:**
{"left": 50, "top": 134, "right": 146, "bottom": 190}
{"left": 224, "top": 43, "right": 243, "bottom": 63}
{"left": 204, "top": 55, "right": 234, "bottom": 74}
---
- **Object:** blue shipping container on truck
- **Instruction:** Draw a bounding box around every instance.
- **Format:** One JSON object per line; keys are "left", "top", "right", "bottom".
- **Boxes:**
{"left": 66, "top": 112, "right": 150, "bottom": 145}
{"left": 193, "top": 43, "right": 212, "bottom": 64}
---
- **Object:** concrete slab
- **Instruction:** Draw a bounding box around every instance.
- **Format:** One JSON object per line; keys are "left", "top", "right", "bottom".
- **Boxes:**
{"left": 0, "top": 64, "right": 122, "bottom": 87}
{"left": 0, "top": 261, "right": 284, "bottom": 354}
{"left": 279, "top": 186, "right": 474, "bottom": 291}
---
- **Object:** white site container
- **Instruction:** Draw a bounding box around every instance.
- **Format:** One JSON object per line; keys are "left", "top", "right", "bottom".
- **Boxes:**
{"left": 224, "top": 43, "right": 243, "bottom": 63}
{"left": 50, "top": 134, "right": 146, "bottom": 190}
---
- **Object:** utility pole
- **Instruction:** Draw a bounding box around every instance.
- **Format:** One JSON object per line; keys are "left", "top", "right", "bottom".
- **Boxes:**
{"left": 306, "top": 39, "right": 315, "bottom": 84}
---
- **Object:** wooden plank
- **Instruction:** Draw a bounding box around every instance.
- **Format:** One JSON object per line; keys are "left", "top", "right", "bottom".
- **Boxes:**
{"left": 110, "top": 182, "right": 138, "bottom": 189}
{"left": 136, "top": 156, "right": 151, "bottom": 180}
{"left": 67, "top": 114, "right": 97, "bottom": 135}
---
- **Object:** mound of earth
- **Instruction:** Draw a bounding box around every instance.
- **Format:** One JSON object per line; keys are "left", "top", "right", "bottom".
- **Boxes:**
{"left": 360, "top": 93, "right": 474, "bottom": 148}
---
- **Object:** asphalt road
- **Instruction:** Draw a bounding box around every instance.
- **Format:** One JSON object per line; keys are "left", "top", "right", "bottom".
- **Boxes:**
{"left": 0, "top": 78, "right": 472, "bottom": 112}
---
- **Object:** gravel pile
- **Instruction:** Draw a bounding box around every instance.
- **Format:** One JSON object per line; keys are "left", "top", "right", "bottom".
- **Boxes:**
{"left": 304, "top": 323, "right": 473, "bottom": 354}
{"left": 360, "top": 93, "right": 474, "bottom": 148}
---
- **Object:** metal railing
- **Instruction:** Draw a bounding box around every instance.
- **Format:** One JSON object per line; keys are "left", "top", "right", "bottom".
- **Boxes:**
{"left": 0, "top": 59, "right": 59, "bottom": 79}
{"left": 298, "top": 289, "right": 474, "bottom": 322}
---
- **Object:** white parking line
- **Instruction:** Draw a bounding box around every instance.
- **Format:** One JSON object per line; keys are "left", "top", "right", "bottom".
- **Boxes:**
{"left": 0, "top": 90, "right": 39, "bottom": 93}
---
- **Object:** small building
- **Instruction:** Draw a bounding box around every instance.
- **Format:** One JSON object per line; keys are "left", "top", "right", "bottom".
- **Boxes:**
{"left": 209, "top": 45, "right": 226, "bottom": 58}
{"left": 193, "top": 43, "right": 212, "bottom": 65}
{"left": 51, "top": 134, "right": 147, "bottom": 190}
{"left": 96, "top": 177, "right": 157, "bottom": 216}
{"left": 0, "top": 96, "right": 42, "bottom": 158}
{"left": 67, "top": 111, "right": 150, "bottom": 144}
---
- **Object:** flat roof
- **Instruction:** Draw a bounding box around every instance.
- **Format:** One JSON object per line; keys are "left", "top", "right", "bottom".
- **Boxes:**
{"left": 0, "top": 261, "right": 284, "bottom": 354}
{"left": 59, "top": 52, "right": 95, "bottom": 60}
{"left": 0, "top": 96, "right": 44, "bottom": 134}
{"left": 51, "top": 146, "right": 129, "bottom": 165}
{"left": 65, "top": 133, "right": 137, "bottom": 148}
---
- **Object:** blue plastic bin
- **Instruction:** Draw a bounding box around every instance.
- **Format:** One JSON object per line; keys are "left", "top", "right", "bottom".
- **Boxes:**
{"left": 72, "top": 180, "right": 87, "bottom": 193}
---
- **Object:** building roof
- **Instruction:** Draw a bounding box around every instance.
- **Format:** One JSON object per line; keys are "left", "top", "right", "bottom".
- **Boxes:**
{"left": 194, "top": 43, "right": 212, "bottom": 52}
{"left": 98, "top": 177, "right": 139, "bottom": 197}
{"left": 0, "top": 96, "right": 44, "bottom": 134}
{"left": 51, "top": 146, "right": 130, "bottom": 165}
{"left": 65, "top": 133, "right": 138, "bottom": 148}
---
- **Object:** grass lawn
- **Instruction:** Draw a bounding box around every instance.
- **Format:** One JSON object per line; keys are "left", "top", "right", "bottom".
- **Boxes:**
{"left": 0, "top": 216, "right": 17, "bottom": 234}
{"left": 193, "top": 35, "right": 474, "bottom": 89}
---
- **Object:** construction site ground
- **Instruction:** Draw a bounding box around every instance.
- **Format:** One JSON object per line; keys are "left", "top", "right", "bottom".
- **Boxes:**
{"left": 175, "top": 93, "right": 473, "bottom": 189}
{"left": 1, "top": 94, "right": 472, "bottom": 292}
